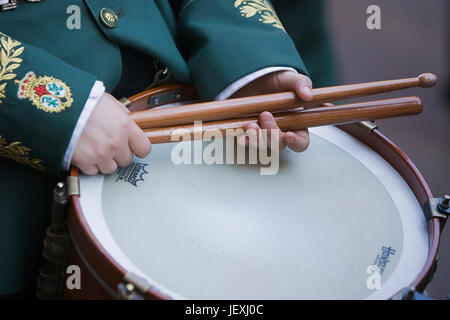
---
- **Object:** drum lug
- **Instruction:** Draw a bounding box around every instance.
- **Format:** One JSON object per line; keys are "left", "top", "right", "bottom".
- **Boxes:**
{"left": 355, "top": 121, "right": 378, "bottom": 133}
{"left": 423, "top": 195, "right": 450, "bottom": 223}
{"left": 390, "top": 287, "right": 433, "bottom": 300}
{"left": 118, "top": 273, "right": 150, "bottom": 300}
{"left": 66, "top": 176, "right": 80, "bottom": 197}
{"left": 119, "top": 97, "right": 132, "bottom": 108}
{"left": 148, "top": 90, "right": 185, "bottom": 108}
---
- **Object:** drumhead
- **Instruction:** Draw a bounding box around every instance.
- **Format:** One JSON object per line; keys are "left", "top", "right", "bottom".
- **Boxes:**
{"left": 77, "top": 126, "right": 428, "bottom": 299}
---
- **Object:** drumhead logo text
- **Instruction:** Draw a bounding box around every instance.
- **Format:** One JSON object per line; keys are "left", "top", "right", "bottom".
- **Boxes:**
{"left": 373, "top": 246, "right": 396, "bottom": 275}
{"left": 366, "top": 246, "right": 396, "bottom": 290}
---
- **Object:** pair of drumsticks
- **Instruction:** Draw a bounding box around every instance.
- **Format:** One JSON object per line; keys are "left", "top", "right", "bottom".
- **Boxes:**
{"left": 129, "top": 73, "right": 437, "bottom": 143}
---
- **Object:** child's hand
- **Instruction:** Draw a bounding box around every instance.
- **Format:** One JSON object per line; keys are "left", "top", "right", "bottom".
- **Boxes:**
{"left": 233, "top": 70, "right": 313, "bottom": 152}
{"left": 71, "top": 93, "right": 151, "bottom": 175}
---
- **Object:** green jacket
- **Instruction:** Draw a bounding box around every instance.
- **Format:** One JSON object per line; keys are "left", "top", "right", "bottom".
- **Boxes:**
{"left": 0, "top": 0, "right": 307, "bottom": 295}
{"left": 272, "top": 0, "right": 336, "bottom": 87}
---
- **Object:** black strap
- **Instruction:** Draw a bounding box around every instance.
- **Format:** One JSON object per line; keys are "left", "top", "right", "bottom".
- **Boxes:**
{"left": 111, "top": 45, "right": 159, "bottom": 99}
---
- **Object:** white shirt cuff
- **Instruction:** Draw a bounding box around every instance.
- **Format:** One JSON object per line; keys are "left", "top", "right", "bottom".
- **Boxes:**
{"left": 214, "top": 66, "right": 297, "bottom": 100}
{"left": 61, "top": 80, "right": 105, "bottom": 171}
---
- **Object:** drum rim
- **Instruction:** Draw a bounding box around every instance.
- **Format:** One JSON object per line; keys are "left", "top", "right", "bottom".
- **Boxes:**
{"left": 67, "top": 123, "right": 441, "bottom": 300}
{"left": 338, "top": 124, "right": 441, "bottom": 293}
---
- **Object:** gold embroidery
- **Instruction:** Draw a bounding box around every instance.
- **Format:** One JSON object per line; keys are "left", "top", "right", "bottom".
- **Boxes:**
{"left": 15, "top": 71, "right": 73, "bottom": 113}
{"left": 0, "top": 135, "right": 45, "bottom": 172}
{"left": 234, "top": 0, "right": 285, "bottom": 31}
{"left": 0, "top": 33, "right": 24, "bottom": 103}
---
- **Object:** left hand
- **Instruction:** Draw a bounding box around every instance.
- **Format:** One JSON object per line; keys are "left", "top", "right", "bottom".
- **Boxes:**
{"left": 232, "top": 70, "right": 313, "bottom": 152}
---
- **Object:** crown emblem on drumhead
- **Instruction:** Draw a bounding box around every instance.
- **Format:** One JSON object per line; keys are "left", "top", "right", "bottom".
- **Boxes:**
{"left": 15, "top": 71, "right": 73, "bottom": 113}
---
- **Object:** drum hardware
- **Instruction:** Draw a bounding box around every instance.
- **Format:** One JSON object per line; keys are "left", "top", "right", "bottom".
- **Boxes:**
{"left": 391, "top": 287, "right": 433, "bottom": 300}
{"left": 119, "top": 97, "right": 132, "bottom": 108}
{"left": 148, "top": 90, "right": 185, "bottom": 108}
{"left": 355, "top": 120, "right": 378, "bottom": 133}
{"left": 147, "top": 62, "right": 174, "bottom": 90}
{"left": 403, "top": 196, "right": 449, "bottom": 299}
{"left": 36, "top": 181, "right": 72, "bottom": 300}
{"left": 117, "top": 273, "right": 151, "bottom": 300}
{"left": 124, "top": 83, "right": 198, "bottom": 112}
{"left": 423, "top": 195, "right": 450, "bottom": 224}
{"left": 438, "top": 195, "right": 450, "bottom": 210}
{"left": 66, "top": 175, "right": 80, "bottom": 197}
{"left": 122, "top": 90, "right": 185, "bottom": 109}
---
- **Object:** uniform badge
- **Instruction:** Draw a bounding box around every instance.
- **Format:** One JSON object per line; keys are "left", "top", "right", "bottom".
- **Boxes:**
{"left": 16, "top": 71, "right": 73, "bottom": 113}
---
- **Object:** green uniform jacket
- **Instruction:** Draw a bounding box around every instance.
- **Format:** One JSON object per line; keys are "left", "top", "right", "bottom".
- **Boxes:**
{"left": 272, "top": 0, "right": 336, "bottom": 87}
{"left": 0, "top": 0, "right": 307, "bottom": 295}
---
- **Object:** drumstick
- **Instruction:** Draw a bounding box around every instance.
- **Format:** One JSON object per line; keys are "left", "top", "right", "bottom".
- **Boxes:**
{"left": 130, "top": 73, "right": 436, "bottom": 129}
{"left": 143, "top": 96, "right": 422, "bottom": 144}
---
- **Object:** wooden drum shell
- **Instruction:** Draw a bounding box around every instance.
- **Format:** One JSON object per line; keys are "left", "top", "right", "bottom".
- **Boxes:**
{"left": 63, "top": 87, "right": 441, "bottom": 300}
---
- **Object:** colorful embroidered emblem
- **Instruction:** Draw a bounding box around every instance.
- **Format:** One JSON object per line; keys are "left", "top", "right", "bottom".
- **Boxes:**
{"left": 15, "top": 71, "right": 73, "bottom": 113}
{"left": 234, "top": 0, "right": 285, "bottom": 31}
{"left": 0, "top": 135, "right": 45, "bottom": 172}
{"left": 0, "top": 33, "right": 24, "bottom": 104}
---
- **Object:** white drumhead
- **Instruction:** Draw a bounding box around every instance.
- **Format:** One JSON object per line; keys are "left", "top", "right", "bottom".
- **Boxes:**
{"left": 78, "top": 126, "right": 428, "bottom": 299}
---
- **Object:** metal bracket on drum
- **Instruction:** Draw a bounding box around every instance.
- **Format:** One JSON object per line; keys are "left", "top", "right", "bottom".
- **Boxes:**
{"left": 66, "top": 176, "right": 80, "bottom": 197}
{"left": 148, "top": 90, "right": 185, "bottom": 108}
{"left": 117, "top": 273, "right": 150, "bottom": 300}
{"left": 390, "top": 287, "right": 433, "bottom": 300}
{"left": 356, "top": 120, "right": 378, "bottom": 133}
{"left": 423, "top": 195, "right": 450, "bottom": 223}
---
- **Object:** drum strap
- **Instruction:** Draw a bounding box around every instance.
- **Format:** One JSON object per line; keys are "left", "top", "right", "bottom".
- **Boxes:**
{"left": 110, "top": 45, "right": 172, "bottom": 100}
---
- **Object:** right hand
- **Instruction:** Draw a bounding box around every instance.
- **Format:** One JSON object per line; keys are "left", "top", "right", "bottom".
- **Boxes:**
{"left": 71, "top": 93, "right": 151, "bottom": 175}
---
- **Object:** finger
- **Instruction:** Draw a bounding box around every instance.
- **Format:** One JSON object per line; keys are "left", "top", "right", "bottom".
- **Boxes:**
{"left": 273, "top": 71, "right": 313, "bottom": 99}
{"left": 121, "top": 104, "right": 131, "bottom": 114}
{"left": 246, "top": 123, "right": 260, "bottom": 149}
{"left": 78, "top": 164, "right": 99, "bottom": 176}
{"left": 293, "top": 76, "right": 313, "bottom": 102}
{"left": 129, "top": 121, "right": 152, "bottom": 158}
{"left": 259, "top": 112, "right": 286, "bottom": 150}
{"left": 283, "top": 130, "right": 310, "bottom": 152}
{"left": 236, "top": 132, "right": 249, "bottom": 147}
{"left": 71, "top": 142, "right": 100, "bottom": 175}
{"left": 98, "top": 159, "right": 119, "bottom": 175}
{"left": 259, "top": 111, "right": 280, "bottom": 130}
{"left": 114, "top": 147, "right": 133, "bottom": 167}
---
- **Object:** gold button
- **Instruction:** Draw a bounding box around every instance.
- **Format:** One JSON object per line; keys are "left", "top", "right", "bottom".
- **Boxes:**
{"left": 99, "top": 8, "right": 118, "bottom": 28}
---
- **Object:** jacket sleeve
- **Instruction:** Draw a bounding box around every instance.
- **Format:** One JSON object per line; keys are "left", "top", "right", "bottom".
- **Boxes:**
{"left": 0, "top": 32, "right": 98, "bottom": 175}
{"left": 175, "top": 0, "right": 309, "bottom": 100}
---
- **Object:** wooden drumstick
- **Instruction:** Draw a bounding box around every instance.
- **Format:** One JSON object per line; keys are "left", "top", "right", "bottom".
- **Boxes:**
{"left": 143, "top": 96, "right": 423, "bottom": 144}
{"left": 131, "top": 73, "right": 436, "bottom": 129}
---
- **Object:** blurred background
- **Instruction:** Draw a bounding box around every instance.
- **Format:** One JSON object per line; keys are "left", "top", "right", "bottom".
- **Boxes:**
{"left": 275, "top": 0, "right": 449, "bottom": 299}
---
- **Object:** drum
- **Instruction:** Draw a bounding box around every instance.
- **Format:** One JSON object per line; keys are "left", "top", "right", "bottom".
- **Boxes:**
{"left": 63, "top": 86, "right": 442, "bottom": 300}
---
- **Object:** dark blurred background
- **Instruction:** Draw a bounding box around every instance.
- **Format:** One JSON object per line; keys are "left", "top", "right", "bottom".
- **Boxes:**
{"left": 275, "top": 0, "right": 449, "bottom": 299}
